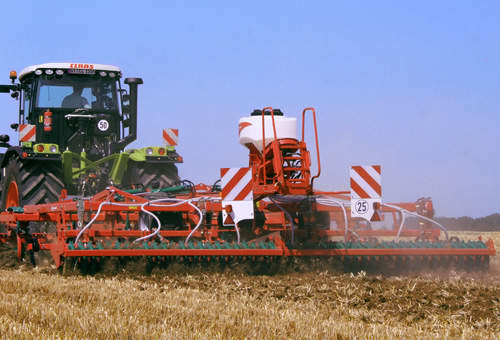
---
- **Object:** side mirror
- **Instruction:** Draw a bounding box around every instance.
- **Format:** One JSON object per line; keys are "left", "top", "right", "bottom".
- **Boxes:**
{"left": 10, "top": 123, "right": 18, "bottom": 131}
{"left": 114, "top": 77, "right": 142, "bottom": 150}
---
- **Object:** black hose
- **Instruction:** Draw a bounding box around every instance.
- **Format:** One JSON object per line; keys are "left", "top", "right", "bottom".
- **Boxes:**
{"left": 211, "top": 179, "right": 221, "bottom": 192}
{"left": 180, "top": 180, "right": 196, "bottom": 194}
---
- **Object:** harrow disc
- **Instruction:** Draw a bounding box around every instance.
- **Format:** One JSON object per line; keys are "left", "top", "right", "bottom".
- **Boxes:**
{"left": 60, "top": 240, "right": 281, "bottom": 275}
{"left": 287, "top": 239, "right": 493, "bottom": 274}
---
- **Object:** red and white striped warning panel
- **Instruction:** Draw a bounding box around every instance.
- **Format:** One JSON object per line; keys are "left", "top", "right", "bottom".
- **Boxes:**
{"left": 220, "top": 167, "right": 253, "bottom": 201}
{"left": 162, "top": 128, "right": 179, "bottom": 146}
{"left": 19, "top": 124, "right": 36, "bottom": 142}
{"left": 350, "top": 165, "right": 381, "bottom": 199}
{"left": 350, "top": 165, "right": 382, "bottom": 222}
{"left": 220, "top": 167, "right": 254, "bottom": 226}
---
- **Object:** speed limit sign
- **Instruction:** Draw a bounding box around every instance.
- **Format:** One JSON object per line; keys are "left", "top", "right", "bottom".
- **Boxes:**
{"left": 97, "top": 119, "right": 109, "bottom": 132}
{"left": 354, "top": 200, "right": 369, "bottom": 214}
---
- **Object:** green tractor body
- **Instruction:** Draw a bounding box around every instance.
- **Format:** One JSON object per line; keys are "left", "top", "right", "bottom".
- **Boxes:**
{"left": 0, "top": 63, "right": 181, "bottom": 208}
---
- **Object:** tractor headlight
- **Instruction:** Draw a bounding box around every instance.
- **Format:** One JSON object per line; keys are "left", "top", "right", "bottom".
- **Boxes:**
{"left": 99, "top": 71, "right": 107, "bottom": 77}
{"left": 109, "top": 72, "right": 116, "bottom": 78}
{"left": 55, "top": 69, "right": 64, "bottom": 76}
{"left": 35, "top": 70, "right": 43, "bottom": 76}
{"left": 45, "top": 69, "right": 54, "bottom": 75}
{"left": 49, "top": 145, "right": 57, "bottom": 153}
{"left": 146, "top": 148, "right": 154, "bottom": 155}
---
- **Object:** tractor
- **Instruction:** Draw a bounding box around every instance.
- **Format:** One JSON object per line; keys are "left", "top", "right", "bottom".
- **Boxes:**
{"left": 0, "top": 63, "right": 182, "bottom": 209}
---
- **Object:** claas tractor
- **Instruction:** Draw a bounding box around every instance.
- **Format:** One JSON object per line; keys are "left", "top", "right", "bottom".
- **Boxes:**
{"left": 0, "top": 63, "right": 182, "bottom": 209}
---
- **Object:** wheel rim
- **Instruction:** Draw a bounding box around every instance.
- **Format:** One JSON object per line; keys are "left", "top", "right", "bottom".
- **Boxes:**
{"left": 6, "top": 181, "right": 19, "bottom": 208}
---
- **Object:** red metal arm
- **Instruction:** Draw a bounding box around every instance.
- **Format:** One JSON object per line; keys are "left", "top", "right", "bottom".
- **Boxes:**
{"left": 261, "top": 107, "right": 280, "bottom": 183}
{"left": 302, "top": 107, "right": 321, "bottom": 187}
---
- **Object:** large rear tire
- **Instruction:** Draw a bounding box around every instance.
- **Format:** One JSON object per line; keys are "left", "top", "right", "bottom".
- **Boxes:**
{"left": 0, "top": 157, "right": 65, "bottom": 210}
{"left": 0, "top": 157, "right": 65, "bottom": 265}
{"left": 123, "top": 162, "right": 180, "bottom": 190}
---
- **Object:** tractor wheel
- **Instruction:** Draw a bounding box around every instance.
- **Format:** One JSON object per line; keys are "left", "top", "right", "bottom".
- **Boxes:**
{"left": 123, "top": 162, "right": 180, "bottom": 190}
{"left": 0, "top": 157, "right": 65, "bottom": 210}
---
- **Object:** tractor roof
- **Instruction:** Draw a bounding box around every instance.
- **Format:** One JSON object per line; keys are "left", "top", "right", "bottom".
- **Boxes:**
{"left": 19, "top": 63, "right": 122, "bottom": 81}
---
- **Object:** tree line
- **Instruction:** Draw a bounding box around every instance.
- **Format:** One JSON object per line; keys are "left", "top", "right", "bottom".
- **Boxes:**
{"left": 435, "top": 213, "right": 500, "bottom": 231}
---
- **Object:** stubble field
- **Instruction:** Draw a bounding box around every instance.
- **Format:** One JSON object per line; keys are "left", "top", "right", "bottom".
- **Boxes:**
{"left": 0, "top": 231, "right": 498, "bottom": 339}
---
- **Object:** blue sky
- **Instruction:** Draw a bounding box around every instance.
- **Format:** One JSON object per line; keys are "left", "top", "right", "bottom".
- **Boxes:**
{"left": 0, "top": 1, "right": 498, "bottom": 217}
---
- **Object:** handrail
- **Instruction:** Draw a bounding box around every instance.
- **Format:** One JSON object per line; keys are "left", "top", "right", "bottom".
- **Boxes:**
{"left": 262, "top": 106, "right": 278, "bottom": 142}
{"left": 261, "top": 107, "right": 271, "bottom": 182}
{"left": 302, "top": 107, "right": 321, "bottom": 188}
{"left": 260, "top": 107, "right": 280, "bottom": 183}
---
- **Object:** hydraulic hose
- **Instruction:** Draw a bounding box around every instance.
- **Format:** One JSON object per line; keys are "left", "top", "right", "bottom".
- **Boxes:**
{"left": 141, "top": 198, "right": 205, "bottom": 245}
{"left": 269, "top": 197, "right": 296, "bottom": 244}
{"left": 315, "top": 197, "right": 350, "bottom": 242}
{"left": 74, "top": 201, "right": 136, "bottom": 246}
{"left": 74, "top": 197, "right": 197, "bottom": 246}
{"left": 183, "top": 197, "right": 216, "bottom": 246}
{"left": 382, "top": 203, "right": 449, "bottom": 241}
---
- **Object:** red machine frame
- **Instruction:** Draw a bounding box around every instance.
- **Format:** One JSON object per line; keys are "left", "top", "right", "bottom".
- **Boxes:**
{"left": 0, "top": 107, "right": 495, "bottom": 270}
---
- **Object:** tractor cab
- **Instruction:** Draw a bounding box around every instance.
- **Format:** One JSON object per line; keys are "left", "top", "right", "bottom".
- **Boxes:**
{"left": 1, "top": 63, "right": 142, "bottom": 160}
